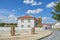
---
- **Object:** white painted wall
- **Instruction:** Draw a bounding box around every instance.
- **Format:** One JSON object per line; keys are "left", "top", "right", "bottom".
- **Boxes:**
{"left": 0, "top": 27, "right": 44, "bottom": 33}
{"left": 53, "top": 22, "right": 60, "bottom": 28}
{"left": 18, "top": 18, "right": 35, "bottom": 28}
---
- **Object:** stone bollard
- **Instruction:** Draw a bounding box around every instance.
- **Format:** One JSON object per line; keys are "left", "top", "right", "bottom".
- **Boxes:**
{"left": 10, "top": 26, "right": 15, "bottom": 36}
{"left": 31, "top": 27, "right": 35, "bottom": 34}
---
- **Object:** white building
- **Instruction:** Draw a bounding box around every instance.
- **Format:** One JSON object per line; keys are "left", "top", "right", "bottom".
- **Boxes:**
{"left": 53, "top": 22, "right": 60, "bottom": 28}
{"left": 42, "top": 24, "right": 52, "bottom": 29}
{"left": 17, "top": 16, "right": 38, "bottom": 28}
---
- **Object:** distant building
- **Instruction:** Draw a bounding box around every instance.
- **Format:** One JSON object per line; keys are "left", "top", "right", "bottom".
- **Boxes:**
{"left": 53, "top": 22, "right": 60, "bottom": 28}
{"left": 43, "top": 24, "right": 52, "bottom": 27}
{"left": 42, "top": 24, "right": 52, "bottom": 29}
{"left": 17, "top": 15, "right": 42, "bottom": 28}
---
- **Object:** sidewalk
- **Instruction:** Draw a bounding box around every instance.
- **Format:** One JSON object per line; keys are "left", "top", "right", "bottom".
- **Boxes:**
{"left": 0, "top": 30, "right": 52, "bottom": 40}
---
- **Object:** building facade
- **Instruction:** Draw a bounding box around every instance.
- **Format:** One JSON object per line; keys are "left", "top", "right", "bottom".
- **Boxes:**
{"left": 52, "top": 22, "right": 60, "bottom": 28}
{"left": 17, "top": 16, "right": 42, "bottom": 28}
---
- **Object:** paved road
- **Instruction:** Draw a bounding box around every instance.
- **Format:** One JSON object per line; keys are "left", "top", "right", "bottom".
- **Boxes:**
{"left": 42, "top": 29, "right": 60, "bottom": 40}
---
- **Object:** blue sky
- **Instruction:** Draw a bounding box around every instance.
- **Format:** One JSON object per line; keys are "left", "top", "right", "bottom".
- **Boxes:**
{"left": 0, "top": 0, "right": 57, "bottom": 24}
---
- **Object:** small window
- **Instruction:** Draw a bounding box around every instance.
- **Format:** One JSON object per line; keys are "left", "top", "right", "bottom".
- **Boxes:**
{"left": 21, "top": 25, "right": 24, "bottom": 28}
{"left": 28, "top": 25, "right": 30, "bottom": 28}
{"left": 28, "top": 19, "right": 30, "bottom": 23}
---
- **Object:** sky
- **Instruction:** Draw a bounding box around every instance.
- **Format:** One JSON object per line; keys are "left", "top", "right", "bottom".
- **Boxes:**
{"left": 0, "top": 0, "right": 57, "bottom": 24}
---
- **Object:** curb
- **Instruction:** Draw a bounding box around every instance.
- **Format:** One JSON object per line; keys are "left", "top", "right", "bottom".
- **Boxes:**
{"left": 37, "top": 32, "right": 53, "bottom": 40}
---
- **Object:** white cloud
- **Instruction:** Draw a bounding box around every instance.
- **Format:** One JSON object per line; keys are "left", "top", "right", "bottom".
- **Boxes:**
{"left": 42, "top": 17, "right": 50, "bottom": 21}
{"left": 32, "top": 2, "right": 42, "bottom": 6}
{"left": 12, "top": 9, "right": 16, "bottom": 12}
{"left": 26, "top": 8, "right": 43, "bottom": 14}
{"left": 0, "top": 9, "right": 16, "bottom": 16}
{"left": 0, "top": 14, "right": 17, "bottom": 23}
{"left": 7, "top": 14, "right": 17, "bottom": 23}
{"left": 46, "top": 2, "right": 56, "bottom": 8}
{"left": 0, "top": 15, "right": 6, "bottom": 23}
{"left": 18, "top": 8, "right": 21, "bottom": 10}
{"left": 42, "top": 17, "right": 55, "bottom": 24}
{"left": 23, "top": 0, "right": 42, "bottom": 6}
{"left": 23, "top": 0, "right": 34, "bottom": 4}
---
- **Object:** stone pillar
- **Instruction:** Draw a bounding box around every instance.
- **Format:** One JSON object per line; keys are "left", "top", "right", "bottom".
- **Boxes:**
{"left": 31, "top": 27, "right": 35, "bottom": 34}
{"left": 10, "top": 26, "right": 15, "bottom": 36}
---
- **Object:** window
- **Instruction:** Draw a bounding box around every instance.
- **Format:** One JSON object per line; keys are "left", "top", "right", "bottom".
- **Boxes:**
{"left": 28, "top": 19, "right": 30, "bottom": 23}
{"left": 21, "top": 19, "right": 24, "bottom": 22}
{"left": 28, "top": 25, "right": 30, "bottom": 28}
{"left": 21, "top": 25, "right": 24, "bottom": 28}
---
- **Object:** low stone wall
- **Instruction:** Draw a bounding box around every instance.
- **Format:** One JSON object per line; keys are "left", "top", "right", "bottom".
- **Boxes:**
{"left": 0, "top": 27, "right": 44, "bottom": 33}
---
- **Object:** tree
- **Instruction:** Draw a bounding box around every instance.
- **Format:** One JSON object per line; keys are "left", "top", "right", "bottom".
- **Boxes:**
{"left": 51, "top": 0, "right": 60, "bottom": 21}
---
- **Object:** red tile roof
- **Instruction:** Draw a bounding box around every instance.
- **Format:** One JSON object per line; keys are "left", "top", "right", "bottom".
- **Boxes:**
{"left": 42, "top": 24, "right": 51, "bottom": 26}
{"left": 18, "top": 16, "right": 40, "bottom": 21}
{"left": 18, "top": 16, "right": 34, "bottom": 19}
